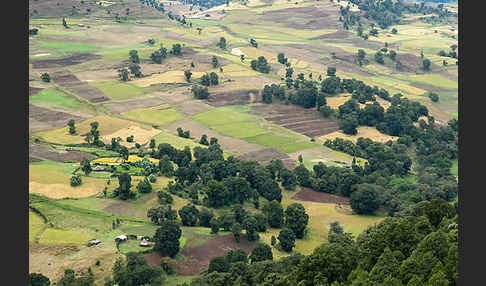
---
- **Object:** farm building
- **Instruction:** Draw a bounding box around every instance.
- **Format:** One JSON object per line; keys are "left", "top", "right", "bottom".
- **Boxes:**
{"left": 140, "top": 239, "right": 152, "bottom": 247}
{"left": 87, "top": 239, "right": 101, "bottom": 247}
{"left": 115, "top": 235, "right": 127, "bottom": 242}
{"left": 92, "top": 165, "right": 105, "bottom": 171}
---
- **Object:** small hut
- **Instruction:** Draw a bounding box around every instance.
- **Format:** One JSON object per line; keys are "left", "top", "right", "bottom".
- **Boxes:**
{"left": 115, "top": 235, "right": 127, "bottom": 242}
{"left": 87, "top": 239, "right": 101, "bottom": 247}
{"left": 92, "top": 165, "right": 105, "bottom": 171}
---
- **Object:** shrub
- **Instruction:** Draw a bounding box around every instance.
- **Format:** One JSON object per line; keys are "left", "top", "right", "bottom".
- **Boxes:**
{"left": 41, "top": 73, "right": 51, "bottom": 82}
{"left": 70, "top": 175, "right": 82, "bottom": 187}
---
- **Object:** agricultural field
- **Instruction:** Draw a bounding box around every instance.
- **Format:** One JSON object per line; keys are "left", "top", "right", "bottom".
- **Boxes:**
{"left": 29, "top": 0, "right": 457, "bottom": 284}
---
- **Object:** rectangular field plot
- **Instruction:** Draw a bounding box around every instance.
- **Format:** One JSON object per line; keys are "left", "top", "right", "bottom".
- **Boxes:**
{"left": 121, "top": 105, "right": 182, "bottom": 126}
{"left": 38, "top": 228, "right": 94, "bottom": 245}
{"left": 245, "top": 133, "right": 319, "bottom": 153}
{"left": 90, "top": 81, "right": 149, "bottom": 100}
{"left": 29, "top": 211, "right": 46, "bottom": 243}
{"left": 29, "top": 87, "right": 82, "bottom": 110}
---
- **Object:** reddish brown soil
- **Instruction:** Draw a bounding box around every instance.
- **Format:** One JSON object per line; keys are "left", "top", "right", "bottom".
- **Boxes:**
{"left": 206, "top": 89, "right": 260, "bottom": 107}
{"left": 29, "top": 104, "right": 88, "bottom": 128}
{"left": 291, "top": 187, "right": 350, "bottom": 204}
{"left": 29, "top": 143, "right": 96, "bottom": 163}
{"left": 251, "top": 104, "right": 340, "bottom": 138}
{"left": 50, "top": 69, "right": 109, "bottom": 103}
{"left": 143, "top": 234, "right": 257, "bottom": 276}
{"left": 261, "top": 4, "right": 341, "bottom": 30}
{"left": 309, "top": 30, "right": 350, "bottom": 40}
{"left": 237, "top": 148, "right": 297, "bottom": 169}
{"left": 29, "top": 86, "right": 44, "bottom": 97}
{"left": 31, "top": 53, "right": 102, "bottom": 69}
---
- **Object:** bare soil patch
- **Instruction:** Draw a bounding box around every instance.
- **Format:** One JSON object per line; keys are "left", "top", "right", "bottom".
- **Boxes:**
{"left": 29, "top": 104, "right": 88, "bottom": 128}
{"left": 178, "top": 100, "right": 214, "bottom": 115}
{"left": 29, "top": 143, "right": 96, "bottom": 163}
{"left": 103, "top": 97, "right": 167, "bottom": 113}
{"left": 291, "top": 187, "right": 350, "bottom": 204}
{"left": 143, "top": 234, "right": 257, "bottom": 276}
{"left": 237, "top": 148, "right": 297, "bottom": 169}
{"left": 251, "top": 104, "right": 340, "bottom": 138}
{"left": 153, "top": 88, "right": 192, "bottom": 103}
{"left": 30, "top": 86, "right": 44, "bottom": 97}
{"left": 309, "top": 30, "right": 350, "bottom": 40}
{"left": 31, "top": 53, "right": 102, "bottom": 69}
{"left": 50, "top": 69, "right": 109, "bottom": 103}
{"left": 206, "top": 89, "right": 260, "bottom": 107}
{"left": 261, "top": 4, "right": 341, "bottom": 30}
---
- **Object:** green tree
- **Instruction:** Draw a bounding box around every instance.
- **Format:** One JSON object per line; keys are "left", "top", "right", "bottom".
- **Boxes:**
{"left": 208, "top": 256, "right": 229, "bottom": 273}
{"left": 198, "top": 208, "right": 214, "bottom": 227}
{"left": 209, "top": 72, "right": 219, "bottom": 85}
{"left": 262, "top": 85, "right": 273, "bottom": 104}
{"left": 41, "top": 73, "right": 51, "bottom": 82}
{"left": 212, "top": 56, "right": 219, "bottom": 68}
{"left": 391, "top": 28, "right": 397, "bottom": 34}
{"left": 171, "top": 44, "right": 182, "bottom": 56}
{"left": 340, "top": 114, "right": 358, "bottom": 135}
{"left": 278, "top": 228, "right": 296, "bottom": 252}
{"left": 423, "top": 59, "right": 431, "bottom": 71}
{"left": 129, "top": 50, "right": 140, "bottom": 63}
{"left": 70, "top": 174, "right": 82, "bottom": 187}
{"left": 136, "top": 177, "right": 152, "bottom": 193}
{"left": 327, "top": 67, "right": 337, "bottom": 76}
{"left": 153, "top": 220, "right": 182, "bottom": 258}
{"left": 249, "top": 242, "right": 273, "bottom": 263}
{"left": 243, "top": 216, "right": 259, "bottom": 241}
{"left": 67, "top": 119, "right": 76, "bottom": 135}
{"left": 62, "top": 17, "right": 68, "bottom": 28}
{"left": 428, "top": 92, "right": 439, "bottom": 102}
{"left": 218, "top": 37, "right": 227, "bottom": 49}
{"left": 278, "top": 53, "right": 287, "bottom": 65}
{"left": 118, "top": 68, "right": 130, "bottom": 81}
{"left": 349, "top": 184, "right": 382, "bottom": 214}
{"left": 29, "top": 273, "right": 51, "bottom": 286}
{"left": 113, "top": 173, "right": 135, "bottom": 200}
{"left": 369, "top": 247, "right": 400, "bottom": 283}
{"left": 375, "top": 51, "right": 385, "bottom": 64}
{"left": 81, "top": 159, "right": 92, "bottom": 176}
{"left": 128, "top": 63, "right": 142, "bottom": 77}
{"left": 192, "top": 84, "right": 209, "bottom": 99}
{"left": 184, "top": 70, "right": 192, "bottom": 82}
{"left": 280, "top": 168, "right": 297, "bottom": 190}
{"left": 210, "top": 217, "right": 220, "bottom": 234}
{"left": 199, "top": 134, "right": 209, "bottom": 145}
{"left": 179, "top": 204, "right": 199, "bottom": 226}
{"left": 284, "top": 203, "right": 309, "bottom": 239}
{"left": 262, "top": 200, "right": 284, "bottom": 228}
{"left": 232, "top": 222, "right": 242, "bottom": 243}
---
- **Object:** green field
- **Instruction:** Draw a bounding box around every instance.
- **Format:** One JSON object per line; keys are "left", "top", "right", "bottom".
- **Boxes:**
{"left": 121, "top": 106, "right": 182, "bottom": 126}
{"left": 90, "top": 81, "right": 149, "bottom": 100}
{"left": 36, "top": 41, "right": 100, "bottom": 55}
{"left": 29, "top": 211, "right": 46, "bottom": 243}
{"left": 194, "top": 105, "right": 319, "bottom": 153}
{"left": 29, "top": 88, "right": 82, "bottom": 109}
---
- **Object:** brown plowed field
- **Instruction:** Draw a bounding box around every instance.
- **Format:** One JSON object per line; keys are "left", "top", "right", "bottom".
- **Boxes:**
{"left": 29, "top": 104, "right": 88, "bottom": 128}
{"left": 309, "top": 30, "right": 350, "bottom": 40}
{"left": 206, "top": 89, "right": 260, "bottom": 107}
{"left": 29, "top": 86, "right": 44, "bottom": 96}
{"left": 237, "top": 148, "right": 297, "bottom": 169}
{"left": 251, "top": 104, "right": 340, "bottom": 138}
{"left": 31, "top": 53, "right": 102, "bottom": 69}
{"left": 291, "top": 187, "right": 350, "bottom": 204}
{"left": 50, "top": 70, "right": 109, "bottom": 103}
{"left": 143, "top": 234, "right": 257, "bottom": 276}
{"left": 29, "top": 143, "right": 96, "bottom": 163}
{"left": 178, "top": 100, "right": 214, "bottom": 115}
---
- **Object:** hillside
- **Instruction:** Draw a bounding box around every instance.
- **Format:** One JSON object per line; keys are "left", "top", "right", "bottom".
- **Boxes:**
{"left": 28, "top": 0, "right": 458, "bottom": 285}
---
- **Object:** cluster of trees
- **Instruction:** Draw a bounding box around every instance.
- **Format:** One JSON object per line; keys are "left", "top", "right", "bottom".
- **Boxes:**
{"left": 250, "top": 56, "right": 271, "bottom": 73}
{"left": 438, "top": 44, "right": 458, "bottom": 59}
{"left": 261, "top": 84, "right": 285, "bottom": 104}
{"left": 189, "top": 198, "right": 457, "bottom": 286}
{"left": 201, "top": 72, "right": 219, "bottom": 86}
{"left": 250, "top": 38, "right": 258, "bottom": 48}
{"left": 192, "top": 85, "right": 210, "bottom": 99}
{"left": 177, "top": 127, "right": 191, "bottom": 138}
